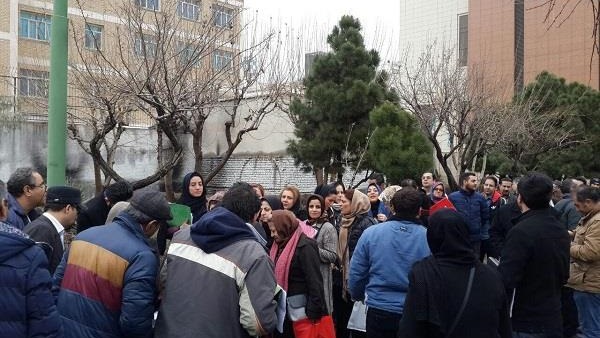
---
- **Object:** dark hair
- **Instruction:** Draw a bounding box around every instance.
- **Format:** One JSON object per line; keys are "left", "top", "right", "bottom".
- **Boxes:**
{"left": 400, "top": 179, "right": 418, "bottom": 190}
{"left": 460, "top": 172, "right": 476, "bottom": 185}
{"left": 332, "top": 181, "right": 345, "bottom": 192}
{"left": 250, "top": 183, "right": 265, "bottom": 198}
{"left": 7, "top": 167, "right": 37, "bottom": 197}
{"left": 560, "top": 179, "right": 575, "bottom": 194}
{"left": 517, "top": 172, "right": 553, "bottom": 210}
{"left": 484, "top": 176, "right": 498, "bottom": 187}
{"left": 45, "top": 203, "right": 69, "bottom": 212}
{"left": 343, "top": 189, "right": 355, "bottom": 202}
{"left": 576, "top": 186, "right": 599, "bottom": 203}
{"left": 0, "top": 179, "right": 7, "bottom": 201}
{"left": 369, "top": 172, "right": 385, "bottom": 186}
{"left": 221, "top": 182, "right": 261, "bottom": 222}
{"left": 105, "top": 181, "right": 133, "bottom": 204}
{"left": 500, "top": 177, "right": 513, "bottom": 184}
{"left": 391, "top": 189, "right": 422, "bottom": 217}
{"left": 422, "top": 172, "right": 437, "bottom": 180}
{"left": 314, "top": 183, "right": 337, "bottom": 198}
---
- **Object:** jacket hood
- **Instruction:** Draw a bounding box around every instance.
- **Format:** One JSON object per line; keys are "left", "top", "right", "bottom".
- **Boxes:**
{"left": 191, "top": 207, "right": 257, "bottom": 253}
{"left": 0, "top": 222, "right": 34, "bottom": 263}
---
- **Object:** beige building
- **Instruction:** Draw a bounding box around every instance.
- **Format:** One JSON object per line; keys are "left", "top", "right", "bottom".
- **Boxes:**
{"left": 0, "top": 0, "right": 243, "bottom": 121}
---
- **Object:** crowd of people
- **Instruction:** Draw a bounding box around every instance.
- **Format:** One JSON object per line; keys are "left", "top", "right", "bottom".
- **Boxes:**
{"left": 0, "top": 166, "right": 599, "bottom": 338}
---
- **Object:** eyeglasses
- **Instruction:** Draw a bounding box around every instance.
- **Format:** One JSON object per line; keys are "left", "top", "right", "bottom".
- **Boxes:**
{"left": 434, "top": 188, "right": 444, "bottom": 192}
{"left": 30, "top": 183, "right": 47, "bottom": 191}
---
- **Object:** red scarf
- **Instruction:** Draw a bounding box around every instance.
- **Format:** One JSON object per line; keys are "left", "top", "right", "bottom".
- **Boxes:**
{"left": 270, "top": 226, "right": 302, "bottom": 292}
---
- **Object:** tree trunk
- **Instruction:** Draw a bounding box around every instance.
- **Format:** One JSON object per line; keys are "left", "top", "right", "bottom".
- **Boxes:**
{"left": 164, "top": 169, "right": 174, "bottom": 202}
{"left": 192, "top": 119, "right": 205, "bottom": 173}
{"left": 93, "top": 161, "right": 103, "bottom": 195}
{"left": 314, "top": 167, "right": 325, "bottom": 186}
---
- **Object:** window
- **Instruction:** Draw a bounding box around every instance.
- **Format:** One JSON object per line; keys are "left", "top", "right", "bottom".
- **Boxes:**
{"left": 212, "top": 49, "right": 232, "bottom": 70}
{"left": 177, "top": 42, "right": 200, "bottom": 66}
{"left": 135, "top": 0, "right": 159, "bottom": 11}
{"left": 458, "top": 14, "right": 468, "bottom": 67}
{"left": 134, "top": 34, "right": 157, "bottom": 58}
{"left": 85, "top": 24, "right": 103, "bottom": 50}
{"left": 19, "top": 11, "right": 51, "bottom": 41}
{"left": 213, "top": 6, "right": 233, "bottom": 28}
{"left": 178, "top": 0, "right": 200, "bottom": 20}
{"left": 19, "top": 69, "right": 49, "bottom": 97}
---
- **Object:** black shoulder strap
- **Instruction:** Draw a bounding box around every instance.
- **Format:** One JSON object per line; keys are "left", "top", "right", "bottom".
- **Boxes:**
{"left": 446, "top": 266, "right": 475, "bottom": 338}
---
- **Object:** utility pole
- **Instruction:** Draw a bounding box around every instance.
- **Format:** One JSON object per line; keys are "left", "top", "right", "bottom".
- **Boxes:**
{"left": 47, "top": 0, "right": 68, "bottom": 186}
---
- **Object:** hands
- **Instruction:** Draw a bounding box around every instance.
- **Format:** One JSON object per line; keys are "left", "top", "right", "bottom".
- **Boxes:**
{"left": 376, "top": 213, "right": 387, "bottom": 222}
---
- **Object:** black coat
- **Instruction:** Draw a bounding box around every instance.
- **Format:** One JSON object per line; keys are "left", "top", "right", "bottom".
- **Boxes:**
{"left": 398, "top": 259, "right": 511, "bottom": 338}
{"left": 287, "top": 234, "right": 328, "bottom": 320}
{"left": 498, "top": 207, "right": 570, "bottom": 335}
{"left": 77, "top": 195, "right": 110, "bottom": 233}
{"left": 23, "top": 215, "right": 64, "bottom": 274}
{"left": 488, "top": 201, "right": 521, "bottom": 258}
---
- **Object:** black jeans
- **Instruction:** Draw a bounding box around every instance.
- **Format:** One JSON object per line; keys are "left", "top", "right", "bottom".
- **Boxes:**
{"left": 366, "top": 307, "right": 402, "bottom": 338}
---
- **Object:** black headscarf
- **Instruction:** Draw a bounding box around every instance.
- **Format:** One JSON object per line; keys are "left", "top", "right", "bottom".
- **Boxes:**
{"left": 427, "top": 208, "right": 478, "bottom": 266}
{"left": 177, "top": 172, "right": 207, "bottom": 222}
{"left": 262, "top": 195, "right": 283, "bottom": 211}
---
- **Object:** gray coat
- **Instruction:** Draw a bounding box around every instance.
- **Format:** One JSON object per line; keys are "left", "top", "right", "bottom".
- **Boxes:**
{"left": 311, "top": 221, "right": 338, "bottom": 314}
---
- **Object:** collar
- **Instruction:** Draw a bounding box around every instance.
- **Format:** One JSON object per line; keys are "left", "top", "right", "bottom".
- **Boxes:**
{"left": 7, "top": 193, "right": 26, "bottom": 216}
{"left": 43, "top": 212, "right": 65, "bottom": 235}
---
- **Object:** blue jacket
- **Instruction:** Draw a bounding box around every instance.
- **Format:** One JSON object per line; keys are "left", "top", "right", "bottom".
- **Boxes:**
{"left": 53, "top": 212, "right": 158, "bottom": 338}
{"left": 448, "top": 189, "right": 490, "bottom": 242}
{"left": 6, "top": 193, "right": 39, "bottom": 230}
{"left": 348, "top": 218, "right": 430, "bottom": 314}
{"left": 0, "top": 221, "right": 62, "bottom": 338}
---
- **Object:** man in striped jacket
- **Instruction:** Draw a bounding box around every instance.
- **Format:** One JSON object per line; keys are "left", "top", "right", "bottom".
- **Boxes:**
{"left": 155, "top": 182, "right": 278, "bottom": 338}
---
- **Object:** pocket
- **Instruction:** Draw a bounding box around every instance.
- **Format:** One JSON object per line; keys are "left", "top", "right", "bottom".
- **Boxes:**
{"left": 287, "top": 294, "right": 307, "bottom": 321}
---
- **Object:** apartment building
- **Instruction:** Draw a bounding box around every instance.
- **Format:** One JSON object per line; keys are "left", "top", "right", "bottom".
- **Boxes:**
{"left": 0, "top": 0, "right": 243, "bottom": 122}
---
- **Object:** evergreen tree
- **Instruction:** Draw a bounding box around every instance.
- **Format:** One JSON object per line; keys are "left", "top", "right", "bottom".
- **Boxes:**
{"left": 367, "top": 102, "right": 432, "bottom": 184}
{"left": 287, "top": 16, "right": 397, "bottom": 185}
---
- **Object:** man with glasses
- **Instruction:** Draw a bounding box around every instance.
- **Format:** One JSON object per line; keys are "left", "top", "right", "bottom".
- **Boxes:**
{"left": 6, "top": 167, "right": 46, "bottom": 230}
{"left": 24, "top": 186, "right": 82, "bottom": 274}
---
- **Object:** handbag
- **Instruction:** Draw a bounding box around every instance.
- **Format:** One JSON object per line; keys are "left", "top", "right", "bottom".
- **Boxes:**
{"left": 293, "top": 315, "right": 336, "bottom": 338}
{"left": 287, "top": 294, "right": 308, "bottom": 321}
{"left": 445, "top": 266, "right": 475, "bottom": 337}
{"left": 347, "top": 300, "right": 367, "bottom": 332}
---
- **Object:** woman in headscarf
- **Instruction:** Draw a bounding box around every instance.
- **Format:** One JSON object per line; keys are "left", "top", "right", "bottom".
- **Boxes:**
{"left": 335, "top": 189, "right": 376, "bottom": 338}
{"left": 305, "top": 194, "right": 338, "bottom": 315}
{"left": 268, "top": 210, "right": 328, "bottom": 338}
{"left": 430, "top": 182, "right": 447, "bottom": 204}
{"left": 367, "top": 183, "right": 391, "bottom": 222}
{"left": 260, "top": 195, "right": 284, "bottom": 249}
{"left": 280, "top": 185, "right": 308, "bottom": 220}
{"left": 397, "top": 209, "right": 511, "bottom": 338}
{"left": 178, "top": 172, "right": 207, "bottom": 223}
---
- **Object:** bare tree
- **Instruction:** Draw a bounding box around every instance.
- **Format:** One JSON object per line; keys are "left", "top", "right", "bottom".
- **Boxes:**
{"left": 392, "top": 46, "right": 511, "bottom": 190}
{"left": 67, "top": 0, "right": 299, "bottom": 191}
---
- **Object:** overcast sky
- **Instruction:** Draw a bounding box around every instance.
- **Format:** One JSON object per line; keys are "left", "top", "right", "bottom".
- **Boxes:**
{"left": 243, "top": 0, "right": 401, "bottom": 63}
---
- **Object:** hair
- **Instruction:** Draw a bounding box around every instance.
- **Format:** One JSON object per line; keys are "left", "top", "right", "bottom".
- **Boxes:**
{"left": 250, "top": 183, "right": 265, "bottom": 197}
{"left": 400, "top": 179, "right": 418, "bottom": 190}
{"left": 422, "top": 172, "right": 437, "bottom": 180}
{"left": 7, "top": 167, "right": 37, "bottom": 198}
{"left": 369, "top": 172, "right": 385, "bottom": 186}
{"left": 280, "top": 185, "right": 300, "bottom": 203}
{"left": 333, "top": 181, "right": 345, "bottom": 192}
{"left": 500, "top": 177, "right": 513, "bottom": 184}
{"left": 391, "top": 189, "right": 422, "bottom": 217}
{"left": 484, "top": 176, "right": 498, "bottom": 187}
{"left": 460, "top": 172, "right": 476, "bottom": 185}
{"left": 105, "top": 181, "right": 133, "bottom": 204}
{"left": 314, "top": 183, "right": 337, "bottom": 198}
{"left": 0, "top": 179, "right": 7, "bottom": 202}
{"left": 517, "top": 172, "right": 553, "bottom": 210}
{"left": 221, "top": 182, "right": 261, "bottom": 222}
{"left": 575, "top": 186, "right": 600, "bottom": 203}
{"left": 560, "top": 179, "right": 575, "bottom": 194}
{"left": 343, "top": 189, "right": 355, "bottom": 202}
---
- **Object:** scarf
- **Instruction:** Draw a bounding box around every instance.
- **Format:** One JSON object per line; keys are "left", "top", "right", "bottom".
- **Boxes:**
{"left": 305, "top": 194, "right": 329, "bottom": 226}
{"left": 269, "top": 210, "right": 302, "bottom": 291}
{"left": 337, "top": 190, "right": 370, "bottom": 296}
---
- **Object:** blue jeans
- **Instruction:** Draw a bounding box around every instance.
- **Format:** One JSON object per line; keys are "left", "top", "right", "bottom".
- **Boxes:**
{"left": 573, "top": 290, "right": 600, "bottom": 338}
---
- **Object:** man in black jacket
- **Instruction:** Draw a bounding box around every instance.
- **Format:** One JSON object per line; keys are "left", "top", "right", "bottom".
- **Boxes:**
{"left": 77, "top": 181, "right": 132, "bottom": 233}
{"left": 488, "top": 200, "right": 521, "bottom": 259}
{"left": 24, "top": 186, "right": 81, "bottom": 274}
{"left": 498, "top": 172, "right": 570, "bottom": 338}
